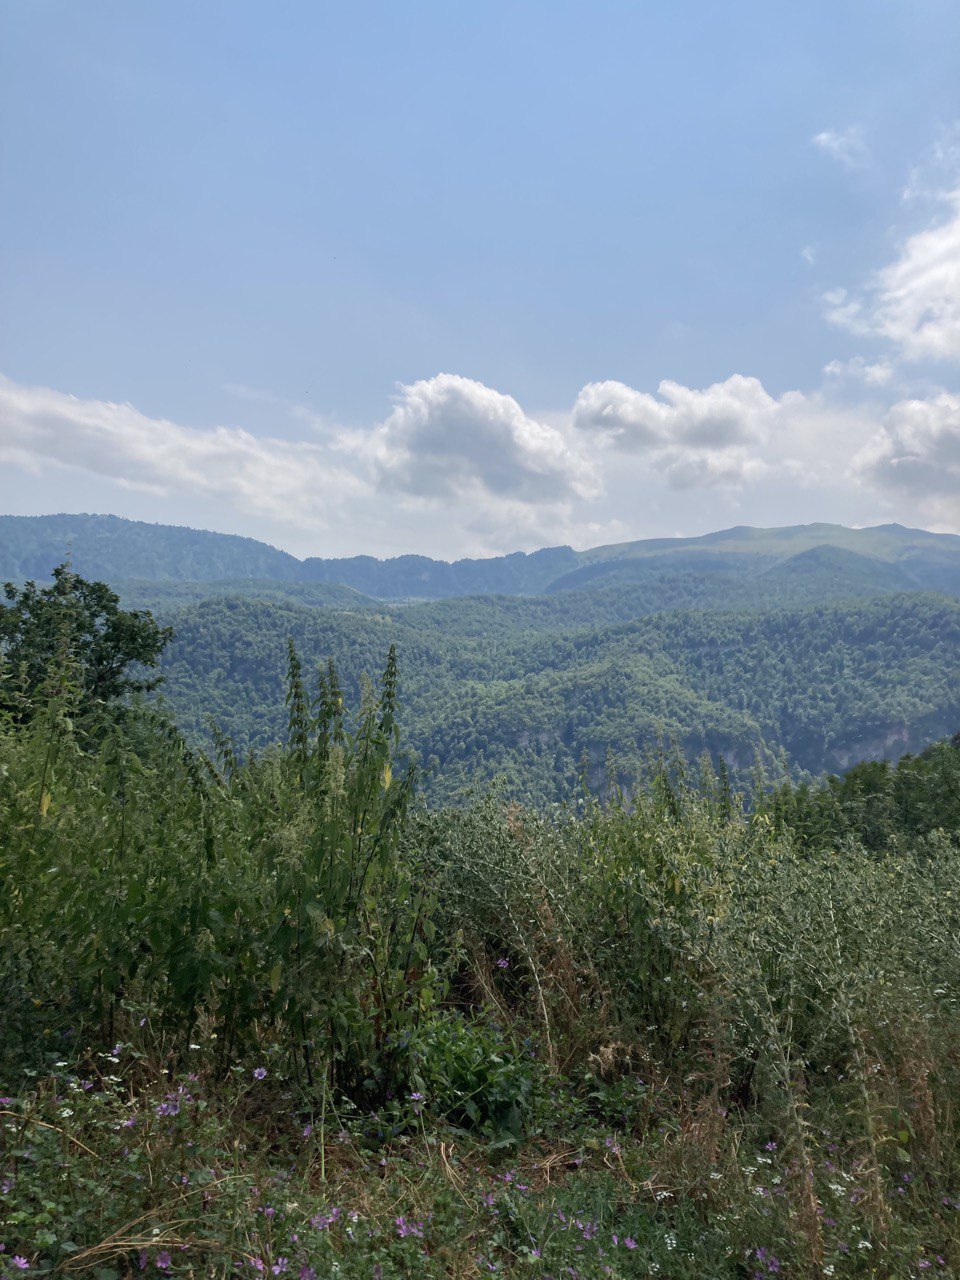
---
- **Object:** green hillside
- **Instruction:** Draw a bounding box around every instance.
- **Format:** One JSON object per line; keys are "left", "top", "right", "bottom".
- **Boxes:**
{"left": 6, "top": 515, "right": 960, "bottom": 801}
{"left": 154, "top": 591, "right": 960, "bottom": 804}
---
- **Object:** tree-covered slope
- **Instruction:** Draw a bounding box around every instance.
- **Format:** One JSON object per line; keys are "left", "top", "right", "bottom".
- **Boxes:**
{"left": 115, "top": 577, "right": 377, "bottom": 613}
{"left": 153, "top": 591, "right": 960, "bottom": 804}
{"left": 0, "top": 513, "right": 300, "bottom": 582}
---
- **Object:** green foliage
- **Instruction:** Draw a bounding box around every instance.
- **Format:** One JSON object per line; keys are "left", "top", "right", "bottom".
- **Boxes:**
{"left": 764, "top": 733, "right": 960, "bottom": 851}
{"left": 144, "top": 590, "right": 960, "bottom": 806}
{"left": 7, "top": 518, "right": 960, "bottom": 806}
{"left": 407, "top": 1010, "right": 535, "bottom": 1140}
{"left": 5, "top": 640, "right": 960, "bottom": 1276}
{"left": 0, "top": 564, "right": 172, "bottom": 721}
{"left": 0, "top": 643, "right": 439, "bottom": 1100}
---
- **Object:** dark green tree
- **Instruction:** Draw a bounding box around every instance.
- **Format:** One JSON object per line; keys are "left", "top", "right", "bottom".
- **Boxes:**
{"left": 0, "top": 563, "right": 173, "bottom": 720}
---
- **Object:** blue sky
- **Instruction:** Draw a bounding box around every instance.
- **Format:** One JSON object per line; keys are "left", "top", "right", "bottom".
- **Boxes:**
{"left": 2, "top": 0, "right": 960, "bottom": 557}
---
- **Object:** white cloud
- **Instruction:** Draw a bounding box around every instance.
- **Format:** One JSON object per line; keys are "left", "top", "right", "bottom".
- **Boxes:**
{"left": 854, "top": 392, "right": 960, "bottom": 523}
{"left": 812, "top": 126, "right": 868, "bottom": 169}
{"left": 825, "top": 193, "right": 960, "bottom": 363}
{"left": 3, "top": 366, "right": 958, "bottom": 557}
{"left": 823, "top": 356, "right": 894, "bottom": 386}
{"left": 801, "top": 245, "right": 816, "bottom": 265}
{"left": 573, "top": 375, "right": 780, "bottom": 448}
{"left": 571, "top": 375, "right": 797, "bottom": 488}
{"left": 223, "top": 382, "right": 334, "bottom": 434}
{"left": 346, "top": 372, "right": 599, "bottom": 503}
{"left": 0, "top": 372, "right": 603, "bottom": 556}
{"left": 0, "top": 374, "right": 368, "bottom": 531}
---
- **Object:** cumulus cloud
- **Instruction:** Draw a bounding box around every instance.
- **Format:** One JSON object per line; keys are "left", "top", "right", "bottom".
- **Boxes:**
{"left": 346, "top": 373, "right": 599, "bottom": 503}
{"left": 571, "top": 375, "right": 798, "bottom": 488}
{"left": 812, "top": 126, "right": 869, "bottom": 169}
{"left": 825, "top": 194, "right": 960, "bottom": 363}
{"left": 573, "top": 375, "right": 781, "bottom": 448}
{"left": 855, "top": 393, "right": 960, "bottom": 518}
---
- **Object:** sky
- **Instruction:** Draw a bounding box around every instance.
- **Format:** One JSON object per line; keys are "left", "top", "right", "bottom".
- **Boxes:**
{"left": 2, "top": 0, "right": 960, "bottom": 560}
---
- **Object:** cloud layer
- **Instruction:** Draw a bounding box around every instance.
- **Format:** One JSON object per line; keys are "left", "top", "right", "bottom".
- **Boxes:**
{"left": 0, "top": 375, "right": 367, "bottom": 532}
{"left": 4, "top": 358, "right": 959, "bottom": 556}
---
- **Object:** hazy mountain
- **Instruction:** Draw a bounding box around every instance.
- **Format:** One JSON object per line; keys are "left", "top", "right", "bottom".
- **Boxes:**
{"left": 3, "top": 513, "right": 960, "bottom": 601}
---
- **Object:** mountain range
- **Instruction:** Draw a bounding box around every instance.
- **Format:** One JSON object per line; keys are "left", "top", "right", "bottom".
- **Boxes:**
{"left": 4, "top": 512, "right": 960, "bottom": 600}
{"left": 3, "top": 512, "right": 960, "bottom": 804}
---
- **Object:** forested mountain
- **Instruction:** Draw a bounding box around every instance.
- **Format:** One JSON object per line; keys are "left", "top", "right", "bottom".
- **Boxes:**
{"left": 5, "top": 512, "right": 960, "bottom": 600}
{"left": 0, "top": 513, "right": 301, "bottom": 583}
{"left": 5, "top": 513, "right": 960, "bottom": 802}
{"left": 154, "top": 591, "right": 960, "bottom": 805}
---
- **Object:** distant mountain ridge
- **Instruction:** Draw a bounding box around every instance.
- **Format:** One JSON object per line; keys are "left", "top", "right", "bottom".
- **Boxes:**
{"left": 3, "top": 512, "right": 960, "bottom": 601}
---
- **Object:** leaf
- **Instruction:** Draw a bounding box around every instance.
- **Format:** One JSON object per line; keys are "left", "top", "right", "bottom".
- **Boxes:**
{"left": 268, "top": 961, "right": 283, "bottom": 994}
{"left": 39, "top": 789, "right": 52, "bottom": 817}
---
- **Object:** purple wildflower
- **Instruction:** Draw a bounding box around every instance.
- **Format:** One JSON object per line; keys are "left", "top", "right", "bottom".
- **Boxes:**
{"left": 395, "top": 1216, "right": 424, "bottom": 1238}
{"left": 11, "top": 1259, "right": 29, "bottom": 1272}
{"left": 253, "top": 1067, "right": 267, "bottom": 1080}
{"left": 155, "top": 1252, "right": 172, "bottom": 1271}
{"left": 309, "top": 1207, "right": 341, "bottom": 1230}
{"left": 496, "top": 958, "right": 509, "bottom": 969}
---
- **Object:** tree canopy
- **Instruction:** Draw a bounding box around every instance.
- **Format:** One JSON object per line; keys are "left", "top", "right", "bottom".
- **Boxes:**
{"left": 0, "top": 563, "right": 172, "bottom": 720}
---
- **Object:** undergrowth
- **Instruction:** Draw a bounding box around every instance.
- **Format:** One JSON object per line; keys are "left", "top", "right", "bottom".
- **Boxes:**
{"left": 3, "top": 647, "right": 960, "bottom": 1277}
